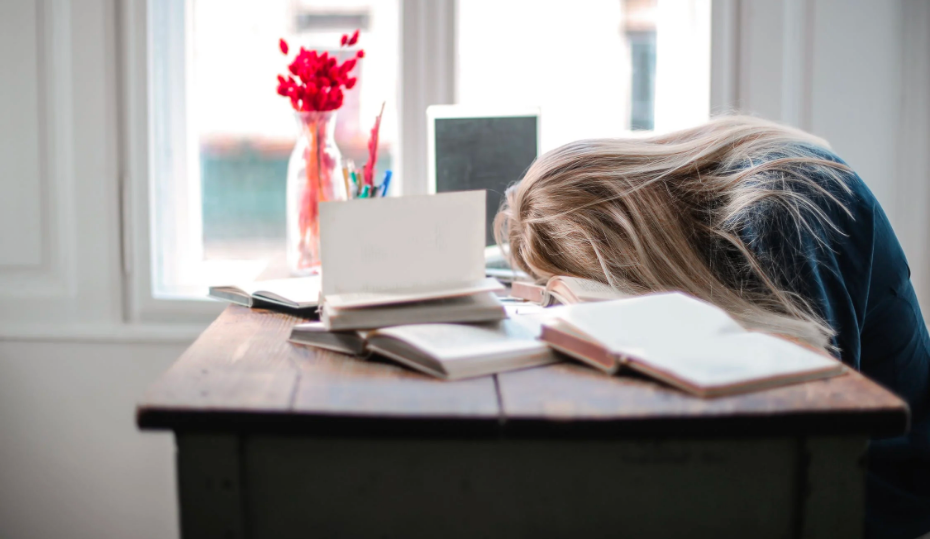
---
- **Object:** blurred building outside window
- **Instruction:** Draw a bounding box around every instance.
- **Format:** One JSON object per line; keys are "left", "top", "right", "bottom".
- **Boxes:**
{"left": 456, "top": 0, "right": 709, "bottom": 149}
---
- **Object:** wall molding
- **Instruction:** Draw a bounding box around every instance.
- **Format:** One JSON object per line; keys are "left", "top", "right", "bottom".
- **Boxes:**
{"left": 0, "top": 0, "right": 125, "bottom": 327}
{"left": 779, "top": 0, "right": 814, "bottom": 131}
{"left": 894, "top": 0, "right": 930, "bottom": 304}
{"left": 400, "top": 0, "right": 456, "bottom": 196}
{"left": 710, "top": 0, "right": 740, "bottom": 113}
{"left": 0, "top": 0, "right": 75, "bottom": 298}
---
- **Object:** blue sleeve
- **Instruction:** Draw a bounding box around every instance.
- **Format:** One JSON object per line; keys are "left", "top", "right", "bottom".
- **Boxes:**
{"left": 737, "top": 163, "right": 869, "bottom": 368}
{"left": 738, "top": 147, "right": 930, "bottom": 539}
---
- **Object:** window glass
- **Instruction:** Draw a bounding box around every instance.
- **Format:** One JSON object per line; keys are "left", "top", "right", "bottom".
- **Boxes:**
{"left": 151, "top": 0, "right": 400, "bottom": 294}
{"left": 456, "top": 0, "right": 710, "bottom": 150}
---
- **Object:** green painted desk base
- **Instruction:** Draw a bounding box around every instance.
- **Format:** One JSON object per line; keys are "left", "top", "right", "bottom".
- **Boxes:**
{"left": 176, "top": 433, "right": 867, "bottom": 539}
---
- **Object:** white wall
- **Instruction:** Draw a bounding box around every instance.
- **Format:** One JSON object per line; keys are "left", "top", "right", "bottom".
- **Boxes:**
{"left": 0, "top": 341, "right": 184, "bottom": 539}
{"left": 715, "top": 0, "right": 930, "bottom": 303}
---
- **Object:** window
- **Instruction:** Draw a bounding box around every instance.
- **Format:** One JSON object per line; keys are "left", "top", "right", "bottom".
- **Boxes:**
{"left": 148, "top": 0, "right": 400, "bottom": 298}
{"left": 143, "top": 0, "right": 708, "bottom": 305}
{"left": 456, "top": 0, "right": 710, "bottom": 148}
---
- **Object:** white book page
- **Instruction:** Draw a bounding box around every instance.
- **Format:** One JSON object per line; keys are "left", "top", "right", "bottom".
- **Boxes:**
{"left": 553, "top": 276, "right": 628, "bottom": 302}
{"left": 560, "top": 292, "right": 841, "bottom": 390}
{"left": 561, "top": 292, "right": 745, "bottom": 355}
{"left": 371, "top": 315, "right": 550, "bottom": 362}
{"left": 319, "top": 191, "right": 486, "bottom": 296}
{"left": 639, "top": 332, "right": 842, "bottom": 388}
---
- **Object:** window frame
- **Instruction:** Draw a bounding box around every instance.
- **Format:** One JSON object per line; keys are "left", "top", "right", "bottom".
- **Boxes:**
{"left": 120, "top": 0, "right": 455, "bottom": 323}
{"left": 120, "top": 0, "right": 727, "bottom": 324}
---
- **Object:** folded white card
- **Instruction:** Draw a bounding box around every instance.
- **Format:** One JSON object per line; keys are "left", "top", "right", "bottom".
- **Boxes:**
{"left": 319, "top": 191, "right": 488, "bottom": 297}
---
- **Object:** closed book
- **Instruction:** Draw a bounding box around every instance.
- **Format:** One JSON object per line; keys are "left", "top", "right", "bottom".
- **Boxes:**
{"left": 288, "top": 322, "right": 368, "bottom": 356}
{"left": 321, "top": 292, "right": 506, "bottom": 331}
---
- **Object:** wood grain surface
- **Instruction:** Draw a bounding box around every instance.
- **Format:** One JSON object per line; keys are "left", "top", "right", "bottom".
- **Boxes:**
{"left": 497, "top": 362, "right": 908, "bottom": 436}
{"left": 137, "top": 306, "right": 908, "bottom": 436}
{"left": 137, "top": 305, "right": 500, "bottom": 433}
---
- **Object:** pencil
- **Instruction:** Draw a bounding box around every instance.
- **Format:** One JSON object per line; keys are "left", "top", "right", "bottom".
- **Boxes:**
{"left": 342, "top": 166, "right": 351, "bottom": 199}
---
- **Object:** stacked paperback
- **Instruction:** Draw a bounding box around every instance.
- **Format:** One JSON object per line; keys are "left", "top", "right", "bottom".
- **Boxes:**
{"left": 316, "top": 190, "right": 507, "bottom": 330}
{"left": 287, "top": 190, "right": 560, "bottom": 378}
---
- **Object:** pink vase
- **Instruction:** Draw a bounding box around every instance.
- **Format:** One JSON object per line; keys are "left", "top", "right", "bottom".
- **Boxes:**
{"left": 286, "top": 111, "right": 346, "bottom": 275}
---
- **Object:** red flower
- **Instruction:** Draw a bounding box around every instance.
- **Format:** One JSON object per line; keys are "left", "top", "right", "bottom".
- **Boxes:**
{"left": 275, "top": 30, "right": 364, "bottom": 112}
{"left": 279, "top": 38, "right": 289, "bottom": 55}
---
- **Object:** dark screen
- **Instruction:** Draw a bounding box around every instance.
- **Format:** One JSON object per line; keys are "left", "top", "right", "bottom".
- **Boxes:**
{"left": 434, "top": 116, "right": 538, "bottom": 246}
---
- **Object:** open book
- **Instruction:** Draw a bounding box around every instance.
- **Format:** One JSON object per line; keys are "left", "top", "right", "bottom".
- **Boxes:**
{"left": 511, "top": 276, "right": 628, "bottom": 306}
{"left": 317, "top": 191, "right": 506, "bottom": 330}
{"left": 208, "top": 276, "right": 321, "bottom": 313}
{"left": 290, "top": 313, "right": 560, "bottom": 380}
{"left": 541, "top": 292, "right": 846, "bottom": 397}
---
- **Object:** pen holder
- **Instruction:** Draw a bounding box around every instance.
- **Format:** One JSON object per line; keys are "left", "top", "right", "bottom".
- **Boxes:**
{"left": 286, "top": 111, "right": 348, "bottom": 275}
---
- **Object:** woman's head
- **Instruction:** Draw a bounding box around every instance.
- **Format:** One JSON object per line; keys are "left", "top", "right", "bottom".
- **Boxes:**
{"left": 495, "top": 115, "right": 851, "bottom": 349}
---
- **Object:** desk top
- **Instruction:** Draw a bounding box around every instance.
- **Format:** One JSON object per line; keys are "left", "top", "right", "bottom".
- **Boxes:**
{"left": 136, "top": 305, "right": 909, "bottom": 438}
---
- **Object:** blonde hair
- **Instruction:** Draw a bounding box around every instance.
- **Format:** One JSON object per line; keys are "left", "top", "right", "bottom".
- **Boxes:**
{"left": 495, "top": 115, "right": 853, "bottom": 350}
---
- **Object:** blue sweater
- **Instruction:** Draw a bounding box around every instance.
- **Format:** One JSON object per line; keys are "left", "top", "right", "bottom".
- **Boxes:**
{"left": 736, "top": 146, "right": 930, "bottom": 539}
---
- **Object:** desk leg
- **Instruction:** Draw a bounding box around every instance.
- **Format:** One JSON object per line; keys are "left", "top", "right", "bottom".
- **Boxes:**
{"left": 176, "top": 433, "right": 245, "bottom": 539}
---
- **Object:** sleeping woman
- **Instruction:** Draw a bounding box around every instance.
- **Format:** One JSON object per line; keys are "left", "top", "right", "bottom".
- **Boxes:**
{"left": 495, "top": 115, "right": 930, "bottom": 539}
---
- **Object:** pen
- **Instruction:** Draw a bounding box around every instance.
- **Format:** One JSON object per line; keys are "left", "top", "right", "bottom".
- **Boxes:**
{"left": 350, "top": 171, "right": 359, "bottom": 198}
{"left": 360, "top": 185, "right": 370, "bottom": 199}
{"left": 380, "top": 170, "right": 392, "bottom": 197}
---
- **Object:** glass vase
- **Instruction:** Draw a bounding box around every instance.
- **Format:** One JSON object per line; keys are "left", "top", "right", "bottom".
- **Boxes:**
{"left": 286, "top": 111, "right": 346, "bottom": 275}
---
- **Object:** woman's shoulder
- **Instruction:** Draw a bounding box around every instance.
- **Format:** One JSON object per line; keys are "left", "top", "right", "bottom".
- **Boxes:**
{"left": 748, "top": 142, "right": 878, "bottom": 224}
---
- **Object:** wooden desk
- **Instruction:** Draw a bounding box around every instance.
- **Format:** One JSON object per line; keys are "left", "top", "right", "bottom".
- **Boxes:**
{"left": 137, "top": 306, "right": 908, "bottom": 539}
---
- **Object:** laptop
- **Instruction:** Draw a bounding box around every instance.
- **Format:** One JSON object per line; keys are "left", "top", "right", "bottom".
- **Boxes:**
{"left": 426, "top": 105, "right": 540, "bottom": 281}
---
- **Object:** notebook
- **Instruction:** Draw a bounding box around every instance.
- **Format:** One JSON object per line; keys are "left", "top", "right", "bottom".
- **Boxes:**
{"left": 208, "top": 276, "right": 321, "bottom": 313}
{"left": 290, "top": 312, "right": 561, "bottom": 380}
{"left": 540, "top": 292, "right": 846, "bottom": 397}
{"left": 511, "top": 276, "right": 628, "bottom": 306}
{"left": 317, "top": 191, "right": 506, "bottom": 330}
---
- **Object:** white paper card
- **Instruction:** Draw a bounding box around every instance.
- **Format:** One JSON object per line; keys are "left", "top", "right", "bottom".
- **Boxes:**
{"left": 319, "top": 191, "right": 487, "bottom": 296}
